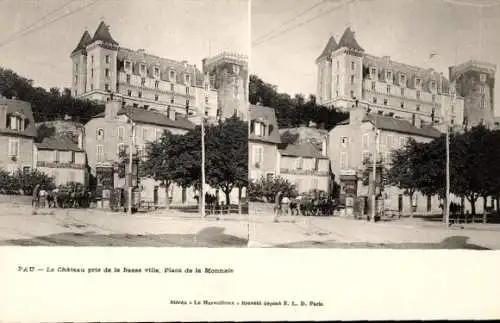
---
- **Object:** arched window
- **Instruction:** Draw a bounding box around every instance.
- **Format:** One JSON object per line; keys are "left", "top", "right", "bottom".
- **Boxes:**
{"left": 96, "top": 128, "right": 104, "bottom": 140}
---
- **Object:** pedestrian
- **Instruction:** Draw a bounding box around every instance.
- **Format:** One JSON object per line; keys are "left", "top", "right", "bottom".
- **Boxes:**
{"left": 273, "top": 190, "right": 283, "bottom": 222}
{"left": 281, "top": 195, "right": 290, "bottom": 215}
{"left": 32, "top": 184, "right": 41, "bottom": 209}
{"left": 290, "top": 196, "right": 298, "bottom": 216}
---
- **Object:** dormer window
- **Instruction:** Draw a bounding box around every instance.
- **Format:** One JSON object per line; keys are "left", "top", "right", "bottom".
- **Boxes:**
{"left": 233, "top": 64, "right": 240, "bottom": 75}
{"left": 253, "top": 120, "right": 266, "bottom": 137}
{"left": 480, "top": 73, "right": 486, "bottom": 83}
{"left": 6, "top": 114, "right": 25, "bottom": 131}
{"left": 140, "top": 64, "right": 146, "bottom": 74}
{"left": 386, "top": 71, "right": 393, "bottom": 83}
{"left": 124, "top": 60, "right": 132, "bottom": 71}
{"left": 370, "top": 67, "right": 377, "bottom": 79}
{"left": 415, "top": 78, "right": 422, "bottom": 88}
{"left": 399, "top": 74, "right": 406, "bottom": 86}
{"left": 184, "top": 74, "right": 191, "bottom": 85}
{"left": 154, "top": 67, "right": 160, "bottom": 77}
{"left": 169, "top": 70, "right": 176, "bottom": 82}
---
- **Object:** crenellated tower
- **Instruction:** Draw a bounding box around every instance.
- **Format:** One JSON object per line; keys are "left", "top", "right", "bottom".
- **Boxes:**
{"left": 70, "top": 30, "right": 92, "bottom": 98}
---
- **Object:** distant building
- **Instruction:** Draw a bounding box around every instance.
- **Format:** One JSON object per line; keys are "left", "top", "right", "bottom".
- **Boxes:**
{"left": 449, "top": 60, "right": 497, "bottom": 128}
{"left": 249, "top": 104, "right": 281, "bottom": 181}
{"left": 278, "top": 141, "right": 330, "bottom": 194}
{"left": 328, "top": 107, "right": 442, "bottom": 214}
{"left": 316, "top": 27, "right": 466, "bottom": 128}
{"left": 33, "top": 135, "right": 87, "bottom": 186}
{"left": 85, "top": 100, "right": 197, "bottom": 205}
{"left": 71, "top": 21, "right": 247, "bottom": 123}
{"left": 0, "top": 97, "right": 36, "bottom": 173}
{"left": 203, "top": 52, "right": 249, "bottom": 121}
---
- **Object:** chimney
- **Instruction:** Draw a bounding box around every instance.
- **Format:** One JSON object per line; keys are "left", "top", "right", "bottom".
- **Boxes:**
{"left": 349, "top": 106, "right": 366, "bottom": 125}
{"left": 321, "top": 138, "right": 327, "bottom": 156}
{"left": 77, "top": 131, "right": 84, "bottom": 150}
{"left": 105, "top": 100, "right": 121, "bottom": 120}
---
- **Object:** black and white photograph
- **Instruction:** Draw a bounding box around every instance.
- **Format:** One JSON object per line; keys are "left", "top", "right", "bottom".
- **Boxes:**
{"left": 249, "top": 0, "right": 500, "bottom": 250}
{"left": 0, "top": 0, "right": 250, "bottom": 247}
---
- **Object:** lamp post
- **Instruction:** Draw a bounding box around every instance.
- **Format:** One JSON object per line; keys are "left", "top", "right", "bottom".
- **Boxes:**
{"left": 200, "top": 73, "right": 209, "bottom": 218}
{"left": 128, "top": 117, "right": 135, "bottom": 216}
{"left": 371, "top": 127, "right": 380, "bottom": 222}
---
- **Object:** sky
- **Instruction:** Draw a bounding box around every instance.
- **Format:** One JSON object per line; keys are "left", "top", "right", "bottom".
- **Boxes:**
{"left": 251, "top": 0, "right": 500, "bottom": 115}
{"left": 0, "top": 0, "right": 250, "bottom": 90}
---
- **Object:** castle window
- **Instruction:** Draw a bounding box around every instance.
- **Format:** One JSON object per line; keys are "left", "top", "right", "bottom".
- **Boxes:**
{"left": 350, "top": 75, "right": 355, "bottom": 84}
{"left": 401, "top": 88, "right": 405, "bottom": 96}
{"left": 105, "top": 84, "right": 110, "bottom": 92}
{"left": 416, "top": 78, "right": 422, "bottom": 87}
{"left": 351, "top": 62, "right": 355, "bottom": 70}
{"left": 138, "top": 91, "right": 142, "bottom": 98}
{"left": 372, "top": 97, "right": 377, "bottom": 104}
{"left": 141, "top": 77, "right": 146, "bottom": 86}
{"left": 96, "top": 128, "right": 104, "bottom": 140}
{"left": 91, "top": 55, "right": 94, "bottom": 65}
{"left": 480, "top": 85, "right": 485, "bottom": 94}
{"left": 125, "top": 60, "right": 131, "bottom": 70}
{"left": 387, "top": 71, "right": 392, "bottom": 82}
{"left": 400, "top": 101, "right": 404, "bottom": 109}
{"left": 170, "top": 97, "right": 174, "bottom": 104}
{"left": 155, "top": 94, "right": 159, "bottom": 101}
{"left": 400, "top": 74, "right": 405, "bottom": 86}
{"left": 185, "top": 74, "right": 191, "bottom": 84}
{"left": 155, "top": 80, "right": 159, "bottom": 89}
{"left": 416, "top": 104, "right": 420, "bottom": 111}
{"left": 431, "top": 81, "right": 436, "bottom": 90}
{"left": 480, "top": 74, "right": 486, "bottom": 83}
{"left": 416, "top": 90, "right": 420, "bottom": 100}
{"left": 105, "top": 55, "right": 110, "bottom": 64}
{"left": 126, "top": 74, "right": 131, "bottom": 84}
{"left": 140, "top": 64, "right": 146, "bottom": 74}
{"left": 371, "top": 81, "right": 375, "bottom": 90}
{"left": 186, "top": 87, "right": 190, "bottom": 95}
{"left": 74, "top": 63, "right": 78, "bottom": 71}
{"left": 386, "top": 84, "right": 391, "bottom": 94}
{"left": 91, "top": 69, "right": 94, "bottom": 77}
{"left": 384, "top": 98, "right": 388, "bottom": 105}
{"left": 350, "top": 90, "right": 354, "bottom": 98}
{"left": 154, "top": 67, "right": 160, "bottom": 77}
{"left": 371, "top": 67, "right": 377, "bottom": 78}
{"left": 205, "top": 96, "right": 209, "bottom": 104}
{"left": 169, "top": 70, "right": 176, "bottom": 81}
{"left": 127, "top": 90, "right": 132, "bottom": 96}
{"left": 170, "top": 83, "right": 175, "bottom": 92}
{"left": 105, "top": 68, "right": 110, "bottom": 78}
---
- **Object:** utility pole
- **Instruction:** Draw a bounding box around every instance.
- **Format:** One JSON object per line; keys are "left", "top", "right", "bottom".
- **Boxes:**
{"left": 128, "top": 107, "right": 135, "bottom": 216}
{"left": 200, "top": 73, "right": 208, "bottom": 218}
{"left": 371, "top": 127, "right": 379, "bottom": 222}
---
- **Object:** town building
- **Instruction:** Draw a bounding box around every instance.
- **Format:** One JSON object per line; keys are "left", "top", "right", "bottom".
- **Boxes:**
{"left": 249, "top": 104, "right": 331, "bottom": 194}
{"left": 85, "top": 100, "right": 197, "bottom": 205}
{"left": 328, "top": 107, "right": 443, "bottom": 214}
{"left": 71, "top": 21, "right": 248, "bottom": 123}
{"left": 278, "top": 141, "right": 330, "bottom": 194}
{"left": 316, "top": 28, "right": 466, "bottom": 128}
{"left": 449, "top": 60, "right": 497, "bottom": 128}
{"left": 33, "top": 135, "right": 87, "bottom": 186}
{"left": 249, "top": 104, "right": 281, "bottom": 181}
{"left": 0, "top": 96, "right": 36, "bottom": 173}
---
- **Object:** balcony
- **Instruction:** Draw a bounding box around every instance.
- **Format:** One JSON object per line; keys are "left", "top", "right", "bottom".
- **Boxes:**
{"left": 280, "top": 168, "right": 328, "bottom": 176}
{"left": 37, "top": 161, "right": 85, "bottom": 169}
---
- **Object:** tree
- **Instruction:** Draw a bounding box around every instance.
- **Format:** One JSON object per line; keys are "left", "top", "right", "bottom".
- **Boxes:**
{"left": 280, "top": 130, "right": 299, "bottom": 145}
{"left": 143, "top": 130, "right": 184, "bottom": 209}
{"left": 206, "top": 116, "right": 248, "bottom": 205}
{"left": 248, "top": 176, "right": 298, "bottom": 202}
{"left": 386, "top": 138, "right": 425, "bottom": 218}
{"left": 11, "top": 169, "right": 55, "bottom": 195}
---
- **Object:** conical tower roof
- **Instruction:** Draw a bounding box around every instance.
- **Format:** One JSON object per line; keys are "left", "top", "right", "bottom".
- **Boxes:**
{"left": 316, "top": 36, "right": 338, "bottom": 63}
{"left": 338, "top": 27, "right": 364, "bottom": 52}
{"left": 91, "top": 21, "right": 119, "bottom": 45}
{"left": 71, "top": 30, "right": 92, "bottom": 55}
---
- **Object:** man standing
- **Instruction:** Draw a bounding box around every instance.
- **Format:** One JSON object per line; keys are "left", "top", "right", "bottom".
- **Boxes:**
{"left": 273, "top": 190, "right": 283, "bottom": 222}
{"left": 32, "top": 184, "right": 41, "bottom": 209}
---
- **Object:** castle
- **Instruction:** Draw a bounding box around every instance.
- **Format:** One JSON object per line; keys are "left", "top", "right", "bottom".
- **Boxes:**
{"left": 316, "top": 28, "right": 496, "bottom": 129}
{"left": 70, "top": 21, "right": 248, "bottom": 122}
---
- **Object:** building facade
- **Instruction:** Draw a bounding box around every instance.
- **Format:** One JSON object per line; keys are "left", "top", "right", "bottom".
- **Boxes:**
{"left": 71, "top": 21, "right": 247, "bottom": 123}
{"left": 202, "top": 52, "right": 249, "bottom": 121}
{"left": 449, "top": 60, "right": 497, "bottom": 128}
{"left": 316, "top": 28, "right": 466, "bottom": 128}
{"left": 85, "top": 100, "right": 198, "bottom": 205}
{"left": 0, "top": 97, "right": 36, "bottom": 173}
{"left": 328, "top": 108, "right": 443, "bottom": 214}
{"left": 34, "top": 136, "right": 87, "bottom": 186}
{"left": 249, "top": 105, "right": 281, "bottom": 181}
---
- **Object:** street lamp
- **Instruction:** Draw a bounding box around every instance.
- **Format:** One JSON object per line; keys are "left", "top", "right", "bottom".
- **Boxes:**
{"left": 128, "top": 107, "right": 136, "bottom": 216}
{"left": 200, "top": 73, "right": 209, "bottom": 218}
{"left": 371, "top": 126, "right": 380, "bottom": 222}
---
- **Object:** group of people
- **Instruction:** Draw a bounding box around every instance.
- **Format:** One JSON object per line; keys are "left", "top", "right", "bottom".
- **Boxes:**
{"left": 273, "top": 191, "right": 337, "bottom": 218}
{"left": 32, "top": 184, "right": 93, "bottom": 209}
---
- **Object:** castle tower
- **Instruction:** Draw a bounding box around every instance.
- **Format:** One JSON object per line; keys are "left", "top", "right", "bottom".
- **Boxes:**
{"left": 316, "top": 28, "right": 365, "bottom": 111}
{"left": 449, "top": 60, "right": 496, "bottom": 128}
{"left": 70, "top": 30, "right": 92, "bottom": 98}
{"left": 202, "top": 52, "right": 248, "bottom": 121}
{"left": 84, "top": 21, "right": 119, "bottom": 102}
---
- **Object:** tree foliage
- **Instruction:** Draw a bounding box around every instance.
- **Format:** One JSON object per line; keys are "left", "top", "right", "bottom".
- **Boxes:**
{"left": 0, "top": 67, "right": 104, "bottom": 123}
{"left": 249, "top": 74, "right": 348, "bottom": 130}
{"left": 248, "top": 176, "right": 298, "bottom": 202}
{"left": 0, "top": 169, "right": 55, "bottom": 195}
